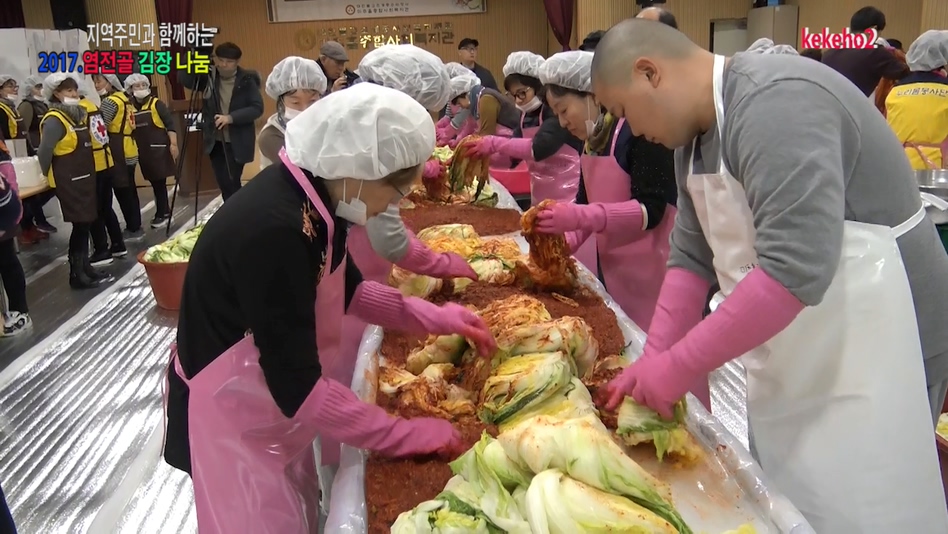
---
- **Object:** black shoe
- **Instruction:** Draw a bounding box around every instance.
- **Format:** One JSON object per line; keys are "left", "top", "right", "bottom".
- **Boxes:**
{"left": 124, "top": 228, "right": 146, "bottom": 241}
{"left": 110, "top": 243, "right": 128, "bottom": 258}
{"left": 83, "top": 255, "right": 113, "bottom": 282}
{"left": 151, "top": 214, "right": 170, "bottom": 229}
{"left": 35, "top": 222, "right": 58, "bottom": 234}
{"left": 89, "top": 250, "right": 114, "bottom": 267}
{"left": 69, "top": 256, "right": 99, "bottom": 289}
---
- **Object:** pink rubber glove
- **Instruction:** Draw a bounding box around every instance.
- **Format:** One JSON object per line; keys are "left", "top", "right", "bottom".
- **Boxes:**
{"left": 349, "top": 281, "right": 497, "bottom": 355}
{"left": 423, "top": 159, "right": 444, "bottom": 180}
{"left": 454, "top": 118, "right": 477, "bottom": 143}
{"left": 643, "top": 268, "right": 712, "bottom": 355}
{"left": 397, "top": 237, "right": 479, "bottom": 280}
{"left": 436, "top": 126, "right": 457, "bottom": 147}
{"left": 0, "top": 161, "right": 18, "bottom": 194}
{"left": 536, "top": 201, "right": 644, "bottom": 238}
{"left": 605, "top": 267, "right": 804, "bottom": 417}
{"left": 436, "top": 115, "right": 451, "bottom": 130}
{"left": 469, "top": 135, "right": 534, "bottom": 160}
{"left": 305, "top": 377, "right": 462, "bottom": 458}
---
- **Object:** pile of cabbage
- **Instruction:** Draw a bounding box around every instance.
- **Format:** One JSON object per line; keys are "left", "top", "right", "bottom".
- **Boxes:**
{"left": 142, "top": 225, "right": 204, "bottom": 263}
{"left": 386, "top": 293, "right": 741, "bottom": 533}
{"left": 389, "top": 224, "right": 523, "bottom": 298}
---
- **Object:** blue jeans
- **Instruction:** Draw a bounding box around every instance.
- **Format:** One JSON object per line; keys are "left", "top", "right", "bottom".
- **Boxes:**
{"left": 0, "top": 482, "right": 15, "bottom": 534}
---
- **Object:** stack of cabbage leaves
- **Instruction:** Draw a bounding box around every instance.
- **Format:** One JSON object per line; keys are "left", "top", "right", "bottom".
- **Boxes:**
{"left": 142, "top": 225, "right": 204, "bottom": 263}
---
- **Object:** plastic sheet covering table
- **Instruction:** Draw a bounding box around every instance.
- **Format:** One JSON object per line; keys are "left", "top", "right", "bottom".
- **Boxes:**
{"left": 0, "top": 198, "right": 224, "bottom": 534}
{"left": 326, "top": 180, "right": 814, "bottom": 533}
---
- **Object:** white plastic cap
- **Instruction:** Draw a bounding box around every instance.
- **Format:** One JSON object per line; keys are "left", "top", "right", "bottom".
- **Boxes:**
{"left": 444, "top": 62, "right": 470, "bottom": 79}
{"left": 907, "top": 30, "right": 948, "bottom": 72}
{"left": 102, "top": 74, "right": 123, "bottom": 92}
{"left": 124, "top": 73, "right": 150, "bottom": 90}
{"left": 285, "top": 83, "right": 435, "bottom": 181}
{"left": 503, "top": 51, "right": 545, "bottom": 78}
{"left": 265, "top": 56, "right": 327, "bottom": 100}
{"left": 745, "top": 38, "right": 798, "bottom": 55}
{"left": 356, "top": 44, "right": 452, "bottom": 111}
{"left": 43, "top": 73, "right": 72, "bottom": 100}
{"left": 21, "top": 75, "right": 42, "bottom": 97}
{"left": 539, "top": 51, "right": 593, "bottom": 93}
{"left": 0, "top": 74, "right": 14, "bottom": 89}
{"left": 449, "top": 73, "right": 480, "bottom": 101}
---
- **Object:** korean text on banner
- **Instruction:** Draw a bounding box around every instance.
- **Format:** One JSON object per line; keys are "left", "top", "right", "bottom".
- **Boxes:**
{"left": 269, "top": 0, "right": 486, "bottom": 24}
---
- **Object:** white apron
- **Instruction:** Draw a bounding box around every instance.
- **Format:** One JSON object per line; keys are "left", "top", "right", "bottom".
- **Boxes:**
{"left": 693, "top": 55, "right": 947, "bottom": 533}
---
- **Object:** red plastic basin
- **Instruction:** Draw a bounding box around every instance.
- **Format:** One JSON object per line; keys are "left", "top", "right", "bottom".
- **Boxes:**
{"left": 490, "top": 162, "right": 530, "bottom": 196}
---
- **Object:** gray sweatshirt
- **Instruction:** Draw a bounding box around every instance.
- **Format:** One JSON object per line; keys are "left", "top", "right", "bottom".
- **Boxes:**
{"left": 671, "top": 52, "right": 948, "bottom": 384}
{"left": 366, "top": 204, "right": 411, "bottom": 262}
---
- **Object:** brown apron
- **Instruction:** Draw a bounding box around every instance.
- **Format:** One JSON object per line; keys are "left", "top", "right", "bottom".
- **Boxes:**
{"left": 132, "top": 103, "right": 176, "bottom": 182}
{"left": 86, "top": 107, "right": 113, "bottom": 172}
{"left": 26, "top": 100, "right": 47, "bottom": 152}
{"left": 48, "top": 113, "right": 97, "bottom": 223}
{"left": 0, "top": 102, "right": 25, "bottom": 140}
{"left": 106, "top": 95, "right": 132, "bottom": 188}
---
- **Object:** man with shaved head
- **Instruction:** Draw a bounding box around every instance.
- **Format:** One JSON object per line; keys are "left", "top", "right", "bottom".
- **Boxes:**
{"left": 636, "top": 6, "right": 677, "bottom": 29}
{"left": 596, "top": 18, "right": 948, "bottom": 533}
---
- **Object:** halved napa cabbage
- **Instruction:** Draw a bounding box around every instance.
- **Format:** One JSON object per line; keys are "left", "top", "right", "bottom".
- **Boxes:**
{"left": 494, "top": 316, "right": 599, "bottom": 378}
{"left": 390, "top": 498, "right": 493, "bottom": 534}
{"left": 497, "top": 378, "right": 597, "bottom": 434}
{"left": 524, "top": 469, "right": 678, "bottom": 534}
{"left": 448, "top": 434, "right": 532, "bottom": 533}
{"left": 474, "top": 237, "right": 523, "bottom": 260}
{"left": 468, "top": 258, "right": 516, "bottom": 286}
{"left": 417, "top": 224, "right": 478, "bottom": 242}
{"left": 479, "top": 351, "right": 573, "bottom": 425}
{"left": 477, "top": 295, "right": 551, "bottom": 336}
{"left": 390, "top": 267, "right": 443, "bottom": 298}
{"left": 498, "top": 413, "right": 692, "bottom": 534}
{"left": 617, "top": 397, "right": 701, "bottom": 462}
{"left": 406, "top": 334, "right": 467, "bottom": 374}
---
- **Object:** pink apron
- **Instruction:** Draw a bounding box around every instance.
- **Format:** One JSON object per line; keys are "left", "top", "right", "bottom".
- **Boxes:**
{"left": 521, "top": 110, "right": 581, "bottom": 206}
{"left": 166, "top": 150, "right": 346, "bottom": 534}
{"left": 580, "top": 118, "right": 676, "bottom": 332}
{"left": 488, "top": 123, "right": 515, "bottom": 170}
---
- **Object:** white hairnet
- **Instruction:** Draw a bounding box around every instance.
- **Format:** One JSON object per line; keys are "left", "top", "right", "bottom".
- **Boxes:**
{"left": 746, "top": 38, "right": 799, "bottom": 56}
{"left": 503, "top": 51, "right": 545, "bottom": 79}
{"left": 21, "top": 75, "right": 42, "bottom": 97}
{"left": 539, "top": 51, "right": 593, "bottom": 93}
{"left": 356, "top": 45, "right": 452, "bottom": 111}
{"left": 265, "top": 56, "right": 327, "bottom": 100}
{"left": 0, "top": 75, "right": 14, "bottom": 89}
{"left": 444, "top": 62, "right": 470, "bottom": 79}
{"left": 449, "top": 73, "right": 480, "bottom": 100}
{"left": 907, "top": 30, "right": 948, "bottom": 72}
{"left": 42, "top": 73, "right": 73, "bottom": 100}
{"left": 285, "top": 83, "right": 435, "bottom": 181}
{"left": 124, "top": 73, "right": 150, "bottom": 91}
{"left": 99, "top": 73, "right": 123, "bottom": 92}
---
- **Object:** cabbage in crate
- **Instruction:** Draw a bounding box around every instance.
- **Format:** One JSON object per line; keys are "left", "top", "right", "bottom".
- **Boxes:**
{"left": 143, "top": 225, "right": 204, "bottom": 263}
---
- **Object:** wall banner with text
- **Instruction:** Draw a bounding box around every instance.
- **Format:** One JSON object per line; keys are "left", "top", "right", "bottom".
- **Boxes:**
{"left": 269, "top": 0, "right": 486, "bottom": 24}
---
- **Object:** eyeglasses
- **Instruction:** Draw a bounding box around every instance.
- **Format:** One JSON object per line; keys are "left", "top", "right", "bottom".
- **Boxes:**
{"left": 509, "top": 89, "right": 531, "bottom": 101}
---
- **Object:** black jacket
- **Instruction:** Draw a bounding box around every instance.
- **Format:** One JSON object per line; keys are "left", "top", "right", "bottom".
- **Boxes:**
{"left": 178, "top": 67, "right": 264, "bottom": 164}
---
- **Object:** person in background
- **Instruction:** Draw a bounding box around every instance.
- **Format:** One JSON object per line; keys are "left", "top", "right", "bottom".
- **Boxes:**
{"left": 888, "top": 38, "right": 904, "bottom": 51}
{"left": 536, "top": 50, "right": 680, "bottom": 352}
{"left": 125, "top": 74, "right": 177, "bottom": 228}
{"left": 579, "top": 30, "right": 605, "bottom": 51}
{"left": 316, "top": 41, "right": 355, "bottom": 96}
{"left": 179, "top": 42, "right": 263, "bottom": 201}
{"left": 451, "top": 75, "right": 521, "bottom": 169}
{"left": 94, "top": 73, "right": 143, "bottom": 239}
{"left": 78, "top": 83, "right": 126, "bottom": 268}
{"left": 165, "top": 84, "right": 494, "bottom": 532}
{"left": 0, "top": 135, "right": 32, "bottom": 336}
{"left": 874, "top": 46, "right": 907, "bottom": 116}
{"left": 37, "top": 74, "right": 104, "bottom": 289}
{"left": 593, "top": 19, "right": 948, "bottom": 532}
{"left": 822, "top": 6, "right": 908, "bottom": 97}
{"left": 258, "top": 56, "right": 326, "bottom": 169}
{"left": 0, "top": 75, "right": 52, "bottom": 246}
{"left": 435, "top": 62, "right": 472, "bottom": 136}
{"left": 470, "top": 51, "right": 584, "bottom": 207}
{"left": 440, "top": 73, "right": 482, "bottom": 147}
{"left": 16, "top": 76, "right": 57, "bottom": 239}
{"left": 457, "top": 38, "right": 498, "bottom": 90}
{"left": 886, "top": 30, "right": 948, "bottom": 170}
{"left": 799, "top": 48, "right": 823, "bottom": 61}
{"left": 636, "top": 6, "right": 678, "bottom": 28}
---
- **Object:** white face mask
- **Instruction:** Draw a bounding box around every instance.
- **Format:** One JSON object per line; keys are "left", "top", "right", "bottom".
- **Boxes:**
{"left": 282, "top": 107, "right": 301, "bottom": 121}
{"left": 584, "top": 98, "right": 599, "bottom": 138}
{"left": 335, "top": 179, "right": 368, "bottom": 225}
{"left": 517, "top": 96, "right": 542, "bottom": 113}
{"left": 98, "top": 88, "right": 109, "bottom": 96}
{"left": 62, "top": 97, "right": 80, "bottom": 105}
{"left": 133, "top": 89, "right": 150, "bottom": 99}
